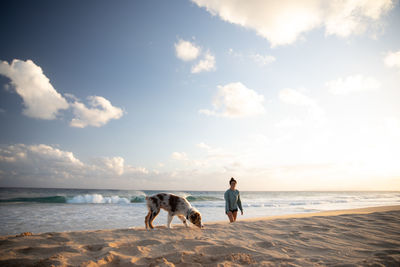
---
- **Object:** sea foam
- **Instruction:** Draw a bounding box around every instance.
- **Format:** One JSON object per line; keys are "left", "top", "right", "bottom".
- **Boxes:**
{"left": 67, "top": 194, "right": 130, "bottom": 204}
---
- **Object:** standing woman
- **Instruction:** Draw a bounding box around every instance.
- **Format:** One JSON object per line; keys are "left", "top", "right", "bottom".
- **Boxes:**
{"left": 224, "top": 177, "right": 243, "bottom": 222}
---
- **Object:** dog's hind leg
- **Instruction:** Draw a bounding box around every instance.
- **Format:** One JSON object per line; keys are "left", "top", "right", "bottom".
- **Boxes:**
{"left": 148, "top": 209, "right": 160, "bottom": 229}
{"left": 178, "top": 215, "right": 189, "bottom": 227}
{"left": 145, "top": 211, "right": 151, "bottom": 229}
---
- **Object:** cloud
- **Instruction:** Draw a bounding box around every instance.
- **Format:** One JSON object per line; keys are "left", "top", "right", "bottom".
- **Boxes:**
{"left": 0, "top": 144, "right": 148, "bottom": 188}
{"left": 324, "top": 0, "right": 393, "bottom": 37}
{"left": 0, "top": 144, "right": 82, "bottom": 165}
{"left": 70, "top": 96, "right": 124, "bottom": 128}
{"left": 199, "top": 82, "right": 265, "bottom": 118}
{"left": 93, "top": 157, "right": 125, "bottom": 176}
{"left": 250, "top": 53, "right": 276, "bottom": 66}
{"left": 171, "top": 143, "right": 237, "bottom": 173}
{"left": 174, "top": 39, "right": 216, "bottom": 74}
{"left": 228, "top": 48, "right": 242, "bottom": 58}
{"left": 0, "top": 144, "right": 84, "bottom": 183}
{"left": 279, "top": 88, "right": 325, "bottom": 122}
{"left": 171, "top": 152, "right": 189, "bottom": 161}
{"left": 325, "top": 74, "right": 381, "bottom": 95}
{"left": 191, "top": 52, "right": 216, "bottom": 73}
{"left": 0, "top": 59, "right": 69, "bottom": 119}
{"left": 170, "top": 151, "right": 207, "bottom": 168}
{"left": 228, "top": 49, "right": 276, "bottom": 67}
{"left": 192, "top": 0, "right": 394, "bottom": 47}
{"left": 175, "top": 39, "right": 200, "bottom": 61}
{"left": 197, "top": 142, "right": 230, "bottom": 159}
{"left": 384, "top": 50, "right": 400, "bottom": 70}
{"left": 279, "top": 88, "right": 315, "bottom": 106}
{"left": 0, "top": 59, "right": 124, "bottom": 128}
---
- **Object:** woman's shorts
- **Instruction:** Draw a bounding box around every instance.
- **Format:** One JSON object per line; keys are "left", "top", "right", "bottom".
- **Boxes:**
{"left": 227, "top": 208, "right": 238, "bottom": 213}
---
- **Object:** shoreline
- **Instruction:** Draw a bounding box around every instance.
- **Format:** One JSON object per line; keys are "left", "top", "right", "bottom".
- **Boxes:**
{"left": 1, "top": 205, "right": 399, "bottom": 266}
{"left": 233, "top": 204, "right": 400, "bottom": 222}
{"left": 2, "top": 204, "right": 400, "bottom": 237}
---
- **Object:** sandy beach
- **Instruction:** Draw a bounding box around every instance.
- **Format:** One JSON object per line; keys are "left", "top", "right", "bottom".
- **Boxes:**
{"left": 1, "top": 205, "right": 399, "bottom": 266}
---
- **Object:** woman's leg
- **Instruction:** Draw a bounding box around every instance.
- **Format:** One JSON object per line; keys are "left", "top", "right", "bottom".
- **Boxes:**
{"left": 227, "top": 211, "right": 234, "bottom": 222}
{"left": 232, "top": 210, "right": 238, "bottom": 221}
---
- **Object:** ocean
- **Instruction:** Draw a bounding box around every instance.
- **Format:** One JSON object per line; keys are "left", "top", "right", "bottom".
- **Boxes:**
{"left": 0, "top": 188, "right": 399, "bottom": 236}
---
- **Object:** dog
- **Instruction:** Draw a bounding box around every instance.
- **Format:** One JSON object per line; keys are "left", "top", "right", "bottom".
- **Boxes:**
{"left": 145, "top": 193, "right": 203, "bottom": 229}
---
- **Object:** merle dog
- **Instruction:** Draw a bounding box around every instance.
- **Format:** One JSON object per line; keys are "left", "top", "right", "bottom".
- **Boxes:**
{"left": 145, "top": 193, "right": 203, "bottom": 229}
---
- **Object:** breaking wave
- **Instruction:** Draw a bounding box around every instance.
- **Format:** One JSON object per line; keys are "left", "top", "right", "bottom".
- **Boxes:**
{"left": 0, "top": 194, "right": 145, "bottom": 204}
{"left": 0, "top": 193, "right": 225, "bottom": 204}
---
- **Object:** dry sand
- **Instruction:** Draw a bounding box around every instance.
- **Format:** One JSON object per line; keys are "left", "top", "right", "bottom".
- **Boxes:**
{"left": 1, "top": 205, "right": 399, "bottom": 266}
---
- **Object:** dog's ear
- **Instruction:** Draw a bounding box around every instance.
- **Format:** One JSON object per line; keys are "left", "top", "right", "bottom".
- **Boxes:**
{"left": 189, "top": 212, "right": 197, "bottom": 222}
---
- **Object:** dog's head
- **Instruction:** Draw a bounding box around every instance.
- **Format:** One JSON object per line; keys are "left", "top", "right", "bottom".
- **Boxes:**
{"left": 188, "top": 209, "right": 203, "bottom": 228}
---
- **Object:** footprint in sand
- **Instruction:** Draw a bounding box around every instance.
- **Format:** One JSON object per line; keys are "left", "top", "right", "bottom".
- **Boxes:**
{"left": 137, "top": 246, "right": 151, "bottom": 253}
{"left": 84, "top": 244, "right": 105, "bottom": 252}
{"left": 256, "top": 240, "right": 275, "bottom": 248}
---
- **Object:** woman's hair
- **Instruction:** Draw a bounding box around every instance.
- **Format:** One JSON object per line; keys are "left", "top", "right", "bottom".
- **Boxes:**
{"left": 229, "top": 177, "right": 237, "bottom": 185}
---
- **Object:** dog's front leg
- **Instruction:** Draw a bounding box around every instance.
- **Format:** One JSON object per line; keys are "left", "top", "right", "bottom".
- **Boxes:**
{"left": 178, "top": 215, "right": 189, "bottom": 227}
{"left": 167, "top": 213, "right": 173, "bottom": 228}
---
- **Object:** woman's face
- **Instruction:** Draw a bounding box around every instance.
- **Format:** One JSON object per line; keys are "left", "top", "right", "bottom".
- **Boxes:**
{"left": 230, "top": 181, "right": 237, "bottom": 189}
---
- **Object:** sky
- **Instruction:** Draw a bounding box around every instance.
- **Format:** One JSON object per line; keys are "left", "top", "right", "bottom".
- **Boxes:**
{"left": 0, "top": 0, "right": 400, "bottom": 191}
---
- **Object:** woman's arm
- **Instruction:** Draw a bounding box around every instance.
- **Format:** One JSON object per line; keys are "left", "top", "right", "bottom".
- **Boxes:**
{"left": 224, "top": 191, "right": 229, "bottom": 214}
{"left": 237, "top": 191, "right": 243, "bottom": 214}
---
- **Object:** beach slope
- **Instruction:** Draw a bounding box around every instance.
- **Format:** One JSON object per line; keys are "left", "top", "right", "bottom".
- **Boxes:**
{"left": 1, "top": 205, "right": 399, "bottom": 266}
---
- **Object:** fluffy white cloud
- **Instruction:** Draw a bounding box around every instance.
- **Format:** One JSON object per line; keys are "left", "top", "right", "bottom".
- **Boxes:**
{"left": 279, "top": 88, "right": 325, "bottom": 122}
{"left": 191, "top": 52, "right": 216, "bottom": 73}
{"left": 175, "top": 39, "right": 200, "bottom": 61}
{"left": 70, "top": 96, "right": 124, "bottom": 128}
{"left": 0, "top": 144, "right": 82, "bottom": 165}
{"left": 325, "top": 74, "right": 381, "bottom": 95}
{"left": 250, "top": 54, "right": 276, "bottom": 66}
{"left": 28, "top": 144, "right": 83, "bottom": 165}
{"left": 0, "top": 144, "right": 149, "bottom": 187}
{"left": 0, "top": 144, "right": 84, "bottom": 183}
{"left": 0, "top": 59, "right": 69, "bottom": 119}
{"left": 0, "top": 59, "right": 124, "bottom": 128}
{"left": 94, "top": 157, "right": 125, "bottom": 176}
{"left": 384, "top": 50, "right": 400, "bottom": 70}
{"left": 174, "top": 39, "right": 216, "bottom": 74}
{"left": 192, "top": 0, "right": 394, "bottom": 47}
{"left": 323, "top": 0, "right": 392, "bottom": 37}
{"left": 199, "top": 82, "right": 265, "bottom": 118}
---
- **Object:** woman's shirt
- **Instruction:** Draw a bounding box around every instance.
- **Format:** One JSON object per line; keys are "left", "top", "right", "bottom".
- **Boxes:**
{"left": 224, "top": 189, "right": 243, "bottom": 214}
